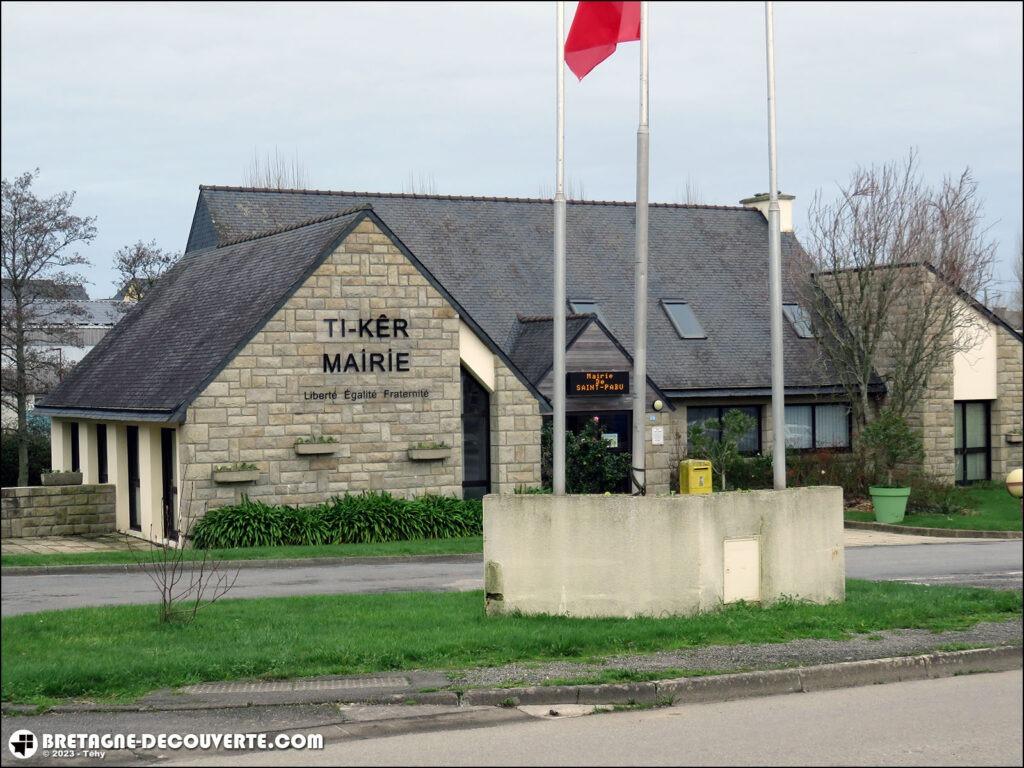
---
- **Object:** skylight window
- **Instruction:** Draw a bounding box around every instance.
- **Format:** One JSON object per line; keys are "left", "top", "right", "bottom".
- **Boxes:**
{"left": 569, "top": 299, "right": 598, "bottom": 316}
{"left": 783, "top": 303, "right": 814, "bottom": 338}
{"left": 661, "top": 300, "right": 706, "bottom": 339}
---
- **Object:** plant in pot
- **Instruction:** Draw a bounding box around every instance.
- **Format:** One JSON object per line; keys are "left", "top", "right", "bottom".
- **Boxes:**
{"left": 859, "top": 409, "right": 924, "bottom": 523}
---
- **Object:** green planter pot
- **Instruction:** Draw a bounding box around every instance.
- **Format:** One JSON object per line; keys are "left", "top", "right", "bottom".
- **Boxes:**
{"left": 869, "top": 486, "right": 911, "bottom": 523}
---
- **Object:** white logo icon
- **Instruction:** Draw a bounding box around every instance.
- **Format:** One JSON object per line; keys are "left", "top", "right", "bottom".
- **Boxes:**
{"left": 8, "top": 730, "right": 37, "bottom": 759}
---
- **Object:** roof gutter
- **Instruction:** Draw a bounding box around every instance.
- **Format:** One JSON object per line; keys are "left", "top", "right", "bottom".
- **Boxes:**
{"left": 32, "top": 405, "right": 182, "bottom": 424}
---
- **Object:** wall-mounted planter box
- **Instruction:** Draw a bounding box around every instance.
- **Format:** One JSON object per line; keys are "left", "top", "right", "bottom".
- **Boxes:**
{"left": 41, "top": 471, "right": 83, "bottom": 487}
{"left": 408, "top": 447, "right": 450, "bottom": 462}
{"left": 1006, "top": 433, "right": 1023, "bottom": 445}
{"left": 294, "top": 443, "right": 339, "bottom": 456}
{"left": 213, "top": 470, "right": 259, "bottom": 484}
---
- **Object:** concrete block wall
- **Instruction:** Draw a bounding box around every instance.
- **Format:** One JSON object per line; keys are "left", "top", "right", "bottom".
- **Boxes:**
{"left": 484, "top": 487, "right": 845, "bottom": 618}
{"left": 1, "top": 484, "right": 116, "bottom": 538}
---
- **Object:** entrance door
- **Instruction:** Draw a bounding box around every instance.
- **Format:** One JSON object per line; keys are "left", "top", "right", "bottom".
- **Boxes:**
{"left": 954, "top": 401, "right": 990, "bottom": 484}
{"left": 461, "top": 368, "right": 491, "bottom": 500}
{"left": 161, "top": 428, "right": 178, "bottom": 540}
{"left": 566, "top": 410, "right": 632, "bottom": 493}
{"left": 126, "top": 426, "right": 141, "bottom": 531}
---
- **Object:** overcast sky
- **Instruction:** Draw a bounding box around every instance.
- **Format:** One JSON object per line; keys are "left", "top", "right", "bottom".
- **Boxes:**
{"left": 2, "top": 2, "right": 1021, "bottom": 301}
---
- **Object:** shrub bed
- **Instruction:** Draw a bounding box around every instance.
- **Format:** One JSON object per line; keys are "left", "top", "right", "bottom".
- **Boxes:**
{"left": 191, "top": 492, "right": 482, "bottom": 550}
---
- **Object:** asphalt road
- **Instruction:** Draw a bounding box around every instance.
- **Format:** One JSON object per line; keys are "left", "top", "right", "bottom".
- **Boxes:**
{"left": 2, "top": 540, "right": 1021, "bottom": 616}
{"left": 171, "top": 671, "right": 1023, "bottom": 766}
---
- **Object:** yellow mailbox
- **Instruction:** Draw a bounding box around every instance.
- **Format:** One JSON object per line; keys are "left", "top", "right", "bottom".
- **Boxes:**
{"left": 678, "top": 459, "right": 713, "bottom": 494}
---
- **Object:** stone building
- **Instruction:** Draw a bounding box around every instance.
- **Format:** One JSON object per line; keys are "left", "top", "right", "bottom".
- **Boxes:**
{"left": 34, "top": 187, "right": 1023, "bottom": 544}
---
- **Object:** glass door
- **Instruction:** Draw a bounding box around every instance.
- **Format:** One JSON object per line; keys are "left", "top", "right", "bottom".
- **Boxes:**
{"left": 161, "top": 428, "right": 178, "bottom": 541}
{"left": 954, "top": 401, "right": 990, "bottom": 484}
{"left": 461, "top": 368, "right": 491, "bottom": 500}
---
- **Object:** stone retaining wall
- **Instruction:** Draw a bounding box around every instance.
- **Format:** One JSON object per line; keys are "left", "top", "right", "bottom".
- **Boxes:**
{"left": 0, "top": 484, "right": 116, "bottom": 538}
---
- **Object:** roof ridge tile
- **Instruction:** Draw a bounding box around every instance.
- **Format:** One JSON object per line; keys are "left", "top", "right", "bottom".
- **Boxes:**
{"left": 199, "top": 185, "right": 750, "bottom": 212}
{"left": 216, "top": 204, "right": 372, "bottom": 248}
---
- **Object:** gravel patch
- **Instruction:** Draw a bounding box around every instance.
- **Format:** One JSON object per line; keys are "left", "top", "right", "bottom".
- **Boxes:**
{"left": 453, "top": 618, "right": 1023, "bottom": 688}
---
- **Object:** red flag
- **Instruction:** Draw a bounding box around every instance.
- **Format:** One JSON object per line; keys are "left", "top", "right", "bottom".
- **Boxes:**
{"left": 564, "top": 2, "right": 641, "bottom": 80}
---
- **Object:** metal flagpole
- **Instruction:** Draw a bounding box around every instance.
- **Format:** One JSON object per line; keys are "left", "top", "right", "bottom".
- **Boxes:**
{"left": 553, "top": 1, "right": 567, "bottom": 496}
{"left": 765, "top": 1, "right": 786, "bottom": 490}
{"left": 631, "top": 1, "right": 649, "bottom": 495}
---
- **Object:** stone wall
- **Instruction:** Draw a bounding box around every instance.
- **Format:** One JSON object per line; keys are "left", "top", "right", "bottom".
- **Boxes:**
{"left": 178, "top": 218, "right": 541, "bottom": 526}
{"left": 992, "top": 324, "right": 1024, "bottom": 479}
{"left": 484, "top": 487, "right": 845, "bottom": 618}
{"left": 490, "top": 358, "right": 542, "bottom": 493}
{"left": 1, "top": 484, "right": 116, "bottom": 538}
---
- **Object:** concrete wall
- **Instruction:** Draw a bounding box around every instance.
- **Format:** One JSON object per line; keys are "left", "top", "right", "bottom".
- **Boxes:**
{"left": 1, "top": 484, "right": 116, "bottom": 538}
{"left": 953, "top": 304, "right": 998, "bottom": 401}
{"left": 484, "top": 487, "right": 844, "bottom": 618}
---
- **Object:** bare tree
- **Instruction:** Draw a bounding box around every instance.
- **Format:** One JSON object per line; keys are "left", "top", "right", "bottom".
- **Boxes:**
{"left": 1013, "top": 234, "right": 1023, "bottom": 320}
{"left": 114, "top": 240, "right": 179, "bottom": 301}
{"left": 677, "top": 176, "right": 703, "bottom": 205}
{"left": 800, "top": 151, "right": 995, "bottom": 429}
{"left": 243, "top": 147, "right": 308, "bottom": 189}
{"left": 403, "top": 171, "right": 438, "bottom": 195}
{"left": 1, "top": 170, "right": 95, "bottom": 485}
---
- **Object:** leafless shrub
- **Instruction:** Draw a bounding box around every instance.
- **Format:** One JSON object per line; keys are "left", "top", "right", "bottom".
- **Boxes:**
{"left": 243, "top": 147, "right": 308, "bottom": 190}
{"left": 127, "top": 500, "right": 238, "bottom": 625}
{"left": 799, "top": 151, "right": 995, "bottom": 428}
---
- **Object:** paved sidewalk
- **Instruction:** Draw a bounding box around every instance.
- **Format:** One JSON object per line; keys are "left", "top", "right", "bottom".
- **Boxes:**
{"left": 842, "top": 529, "right": 999, "bottom": 547}
{"left": 0, "top": 533, "right": 134, "bottom": 556}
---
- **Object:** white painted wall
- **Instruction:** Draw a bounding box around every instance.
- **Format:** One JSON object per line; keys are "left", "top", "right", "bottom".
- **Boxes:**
{"left": 458, "top": 321, "right": 495, "bottom": 392}
{"left": 954, "top": 303, "right": 998, "bottom": 401}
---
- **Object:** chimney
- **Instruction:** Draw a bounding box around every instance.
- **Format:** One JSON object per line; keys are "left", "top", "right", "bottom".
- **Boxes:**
{"left": 740, "top": 192, "right": 795, "bottom": 233}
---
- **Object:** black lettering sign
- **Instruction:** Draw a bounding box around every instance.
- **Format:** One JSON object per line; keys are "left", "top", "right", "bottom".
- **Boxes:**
{"left": 566, "top": 371, "right": 629, "bottom": 396}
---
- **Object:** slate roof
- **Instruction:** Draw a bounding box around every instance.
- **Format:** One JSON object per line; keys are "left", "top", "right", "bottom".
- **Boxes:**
{"left": 509, "top": 314, "right": 594, "bottom": 385}
{"left": 186, "top": 186, "right": 848, "bottom": 395}
{"left": 39, "top": 207, "right": 368, "bottom": 418}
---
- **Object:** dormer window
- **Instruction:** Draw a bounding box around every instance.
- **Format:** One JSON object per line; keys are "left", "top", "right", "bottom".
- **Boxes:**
{"left": 661, "top": 300, "right": 706, "bottom": 339}
{"left": 782, "top": 303, "right": 813, "bottom": 338}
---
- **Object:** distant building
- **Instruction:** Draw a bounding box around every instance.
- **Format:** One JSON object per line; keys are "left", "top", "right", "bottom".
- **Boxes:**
{"left": 1, "top": 280, "right": 123, "bottom": 426}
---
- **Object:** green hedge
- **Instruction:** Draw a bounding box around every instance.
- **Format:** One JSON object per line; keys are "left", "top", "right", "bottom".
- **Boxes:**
{"left": 191, "top": 492, "right": 482, "bottom": 550}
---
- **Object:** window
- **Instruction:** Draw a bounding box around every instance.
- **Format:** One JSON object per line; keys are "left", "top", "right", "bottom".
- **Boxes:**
{"left": 126, "top": 425, "right": 141, "bottom": 531}
{"left": 662, "top": 300, "right": 706, "bottom": 339}
{"left": 687, "top": 405, "right": 761, "bottom": 454}
{"left": 70, "top": 422, "right": 80, "bottom": 472}
{"left": 782, "top": 304, "right": 813, "bottom": 338}
{"left": 784, "top": 404, "right": 851, "bottom": 450}
{"left": 569, "top": 299, "right": 596, "bottom": 315}
{"left": 96, "top": 424, "right": 108, "bottom": 484}
{"left": 954, "top": 401, "right": 990, "bottom": 484}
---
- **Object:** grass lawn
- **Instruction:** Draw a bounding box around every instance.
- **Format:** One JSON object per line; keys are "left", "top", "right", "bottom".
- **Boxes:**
{"left": 0, "top": 536, "right": 483, "bottom": 568}
{"left": 846, "top": 483, "right": 1022, "bottom": 531}
{"left": 2, "top": 580, "right": 1019, "bottom": 706}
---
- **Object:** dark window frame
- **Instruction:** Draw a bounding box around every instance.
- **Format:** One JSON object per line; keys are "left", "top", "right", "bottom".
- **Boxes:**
{"left": 126, "top": 425, "right": 141, "bottom": 531}
{"left": 954, "top": 400, "right": 991, "bottom": 485}
{"left": 96, "top": 424, "right": 108, "bottom": 484}
{"left": 69, "top": 422, "right": 80, "bottom": 472}
{"left": 784, "top": 402, "right": 853, "bottom": 452}
{"left": 660, "top": 299, "right": 707, "bottom": 339}
{"left": 461, "top": 367, "right": 492, "bottom": 499}
{"left": 686, "top": 404, "right": 763, "bottom": 455}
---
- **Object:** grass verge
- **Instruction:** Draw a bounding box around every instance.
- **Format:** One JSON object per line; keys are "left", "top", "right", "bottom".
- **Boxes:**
{"left": 0, "top": 536, "right": 483, "bottom": 568}
{"left": 2, "top": 580, "right": 1019, "bottom": 706}
{"left": 846, "top": 484, "right": 1021, "bottom": 531}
